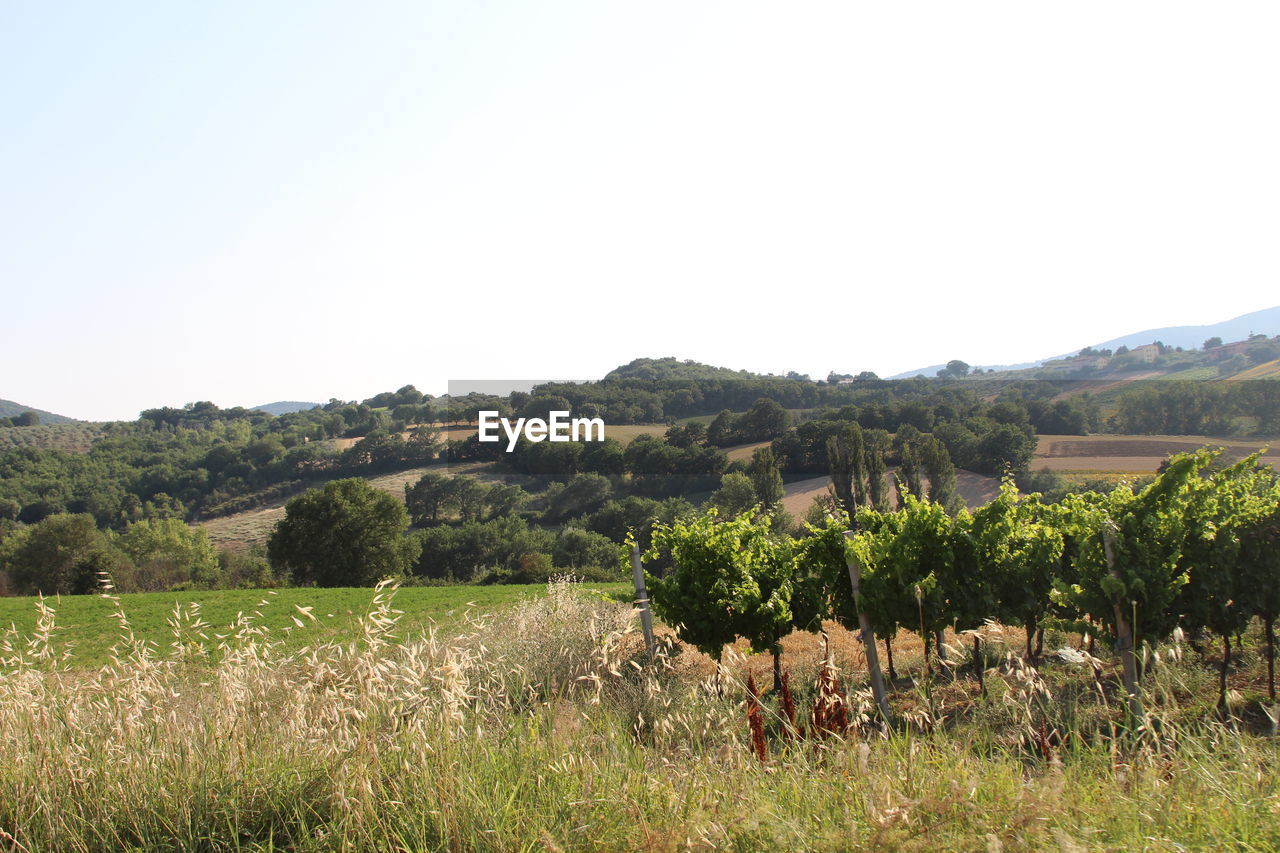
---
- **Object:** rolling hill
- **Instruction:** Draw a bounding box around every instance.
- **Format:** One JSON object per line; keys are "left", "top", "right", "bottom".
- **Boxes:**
{"left": 252, "top": 401, "right": 323, "bottom": 415}
{"left": 891, "top": 305, "right": 1280, "bottom": 378}
{"left": 0, "top": 398, "right": 79, "bottom": 425}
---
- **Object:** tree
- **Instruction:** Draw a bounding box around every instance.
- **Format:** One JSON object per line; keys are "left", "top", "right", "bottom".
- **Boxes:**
{"left": 739, "top": 398, "right": 792, "bottom": 442}
{"left": 710, "top": 472, "right": 757, "bottom": 517}
{"left": 826, "top": 422, "right": 866, "bottom": 518}
{"left": 707, "top": 410, "right": 738, "bottom": 446}
{"left": 1239, "top": 482, "right": 1280, "bottom": 700}
{"left": 937, "top": 360, "right": 970, "bottom": 379}
{"left": 552, "top": 527, "right": 619, "bottom": 572}
{"left": 117, "top": 518, "right": 220, "bottom": 591}
{"left": 1054, "top": 451, "right": 1215, "bottom": 718}
{"left": 747, "top": 447, "right": 785, "bottom": 509}
{"left": 1, "top": 513, "right": 129, "bottom": 595}
{"left": 484, "top": 484, "right": 529, "bottom": 520}
{"left": 268, "top": 478, "right": 417, "bottom": 587}
{"left": 975, "top": 423, "right": 1036, "bottom": 476}
{"left": 13, "top": 411, "right": 39, "bottom": 427}
{"left": 544, "top": 473, "right": 613, "bottom": 522}
{"left": 864, "top": 429, "right": 892, "bottom": 511}
{"left": 921, "top": 435, "right": 960, "bottom": 512}
{"left": 405, "top": 472, "right": 454, "bottom": 525}
{"left": 1203, "top": 336, "right": 1223, "bottom": 350}
{"left": 895, "top": 437, "right": 924, "bottom": 502}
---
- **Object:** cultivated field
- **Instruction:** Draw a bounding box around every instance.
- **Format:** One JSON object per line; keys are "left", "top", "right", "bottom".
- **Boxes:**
{"left": 1034, "top": 434, "right": 1278, "bottom": 475}
{"left": 1, "top": 579, "right": 1278, "bottom": 850}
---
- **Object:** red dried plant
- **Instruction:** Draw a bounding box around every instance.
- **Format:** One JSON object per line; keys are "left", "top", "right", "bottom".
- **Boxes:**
{"left": 779, "top": 670, "right": 798, "bottom": 739}
{"left": 746, "top": 674, "right": 768, "bottom": 762}
{"left": 811, "top": 660, "right": 849, "bottom": 739}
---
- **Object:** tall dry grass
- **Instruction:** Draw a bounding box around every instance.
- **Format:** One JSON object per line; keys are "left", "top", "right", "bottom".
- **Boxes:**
{"left": 0, "top": 578, "right": 1277, "bottom": 851}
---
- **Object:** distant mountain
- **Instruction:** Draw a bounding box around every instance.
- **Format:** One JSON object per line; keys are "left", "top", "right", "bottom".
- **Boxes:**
{"left": 890, "top": 306, "right": 1280, "bottom": 379}
{"left": 0, "top": 399, "right": 79, "bottom": 425}
{"left": 252, "top": 401, "right": 322, "bottom": 416}
{"left": 1075, "top": 305, "right": 1280, "bottom": 355}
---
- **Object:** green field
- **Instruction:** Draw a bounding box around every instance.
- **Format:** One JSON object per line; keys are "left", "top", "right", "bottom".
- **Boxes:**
{"left": 0, "top": 583, "right": 629, "bottom": 669}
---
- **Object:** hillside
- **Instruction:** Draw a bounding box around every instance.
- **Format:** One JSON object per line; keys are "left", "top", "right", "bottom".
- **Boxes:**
{"left": 602, "top": 357, "right": 770, "bottom": 383}
{"left": 0, "top": 398, "right": 79, "bottom": 425}
{"left": 252, "top": 401, "right": 323, "bottom": 415}
{"left": 891, "top": 305, "right": 1280, "bottom": 378}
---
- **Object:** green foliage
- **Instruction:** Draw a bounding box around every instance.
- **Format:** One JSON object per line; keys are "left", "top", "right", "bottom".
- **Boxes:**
{"left": 969, "top": 481, "right": 1064, "bottom": 640}
{"left": 0, "top": 513, "right": 129, "bottom": 595}
{"left": 551, "top": 527, "right": 620, "bottom": 572}
{"left": 268, "top": 478, "right": 418, "bottom": 587}
{"left": 117, "top": 518, "right": 221, "bottom": 592}
{"left": 746, "top": 447, "right": 784, "bottom": 509}
{"left": 413, "top": 516, "right": 555, "bottom": 582}
{"left": 544, "top": 473, "right": 613, "bottom": 523}
{"left": 710, "top": 472, "right": 757, "bottom": 517}
{"left": 1053, "top": 451, "right": 1215, "bottom": 645}
{"left": 859, "top": 496, "right": 955, "bottom": 641}
{"left": 646, "top": 509, "right": 793, "bottom": 659}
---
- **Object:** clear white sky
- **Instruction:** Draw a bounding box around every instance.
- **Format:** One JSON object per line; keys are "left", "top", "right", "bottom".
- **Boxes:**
{"left": 3, "top": 2, "right": 1278, "bottom": 421}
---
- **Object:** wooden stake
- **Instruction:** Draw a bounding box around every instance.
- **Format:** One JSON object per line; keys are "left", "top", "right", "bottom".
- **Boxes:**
{"left": 630, "top": 543, "right": 657, "bottom": 657}
{"left": 843, "top": 532, "right": 891, "bottom": 723}
{"left": 1104, "top": 530, "right": 1144, "bottom": 722}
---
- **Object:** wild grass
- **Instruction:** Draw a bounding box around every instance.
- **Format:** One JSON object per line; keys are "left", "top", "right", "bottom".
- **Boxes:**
{"left": 0, "top": 579, "right": 1277, "bottom": 851}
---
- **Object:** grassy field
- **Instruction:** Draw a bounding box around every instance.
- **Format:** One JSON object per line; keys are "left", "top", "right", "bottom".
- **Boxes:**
{"left": 1, "top": 579, "right": 1278, "bottom": 850}
{"left": 0, "top": 582, "right": 628, "bottom": 670}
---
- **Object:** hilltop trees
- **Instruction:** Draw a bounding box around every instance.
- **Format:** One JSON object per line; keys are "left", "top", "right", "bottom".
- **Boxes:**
{"left": 268, "top": 478, "right": 418, "bottom": 587}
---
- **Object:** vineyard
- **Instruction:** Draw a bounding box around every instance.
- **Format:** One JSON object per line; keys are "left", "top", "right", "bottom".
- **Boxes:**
{"left": 646, "top": 446, "right": 1280, "bottom": 718}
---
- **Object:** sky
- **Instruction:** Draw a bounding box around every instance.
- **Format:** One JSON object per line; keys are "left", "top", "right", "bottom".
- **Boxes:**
{"left": 3, "top": 2, "right": 1278, "bottom": 421}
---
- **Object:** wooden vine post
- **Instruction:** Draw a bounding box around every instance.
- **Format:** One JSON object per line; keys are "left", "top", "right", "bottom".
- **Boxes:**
{"left": 1104, "top": 530, "right": 1144, "bottom": 722}
{"left": 843, "top": 531, "right": 891, "bottom": 722}
{"left": 630, "top": 543, "right": 657, "bottom": 656}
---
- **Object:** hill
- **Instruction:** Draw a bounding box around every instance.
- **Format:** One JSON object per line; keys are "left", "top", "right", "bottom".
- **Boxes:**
{"left": 0, "top": 398, "right": 79, "bottom": 425}
{"left": 890, "top": 306, "right": 1280, "bottom": 378}
{"left": 1081, "top": 305, "right": 1280, "bottom": 355}
{"left": 252, "top": 401, "right": 323, "bottom": 415}
{"left": 603, "top": 357, "right": 769, "bottom": 383}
